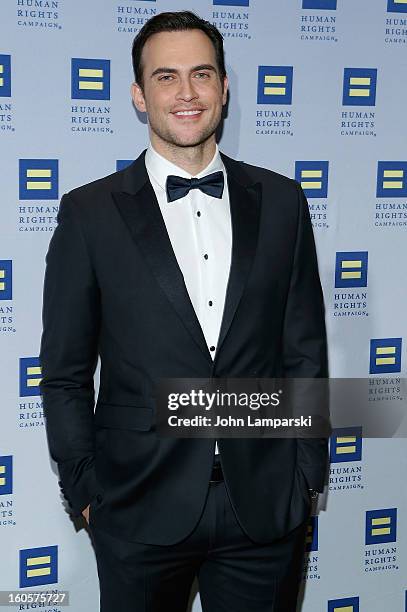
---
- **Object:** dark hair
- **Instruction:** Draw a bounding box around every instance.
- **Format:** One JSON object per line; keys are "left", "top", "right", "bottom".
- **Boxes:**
{"left": 132, "top": 11, "right": 226, "bottom": 91}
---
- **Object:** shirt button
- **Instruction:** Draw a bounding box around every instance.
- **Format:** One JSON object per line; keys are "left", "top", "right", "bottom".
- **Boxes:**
{"left": 210, "top": 346, "right": 216, "bottom": 352}
{"left": 197, "top": 211, "right": 201, "bottom": 217}
{"left": 204, "top": 254, "right": 208, "bottom": 260}
{"left": 208, "top": 300, "right": 213, "bottom": 306}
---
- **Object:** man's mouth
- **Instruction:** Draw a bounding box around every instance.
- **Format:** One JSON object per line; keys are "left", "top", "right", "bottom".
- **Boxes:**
{"left": 172, "top": 109, "right": 205, "bottom": 117}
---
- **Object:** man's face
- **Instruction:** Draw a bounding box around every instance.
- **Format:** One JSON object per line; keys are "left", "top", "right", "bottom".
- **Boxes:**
{"left": 131, "top": 29, "right": 228, "bottom": 149}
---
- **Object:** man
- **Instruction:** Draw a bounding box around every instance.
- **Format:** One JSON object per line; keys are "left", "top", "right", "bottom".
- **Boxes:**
{"left": 39, "top": 10, "right": 329, "bottom": 612}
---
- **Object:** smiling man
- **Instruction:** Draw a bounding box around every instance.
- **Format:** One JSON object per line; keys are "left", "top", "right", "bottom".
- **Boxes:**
{"left": 39, "top": 10, "right": 329, "bottom": 612}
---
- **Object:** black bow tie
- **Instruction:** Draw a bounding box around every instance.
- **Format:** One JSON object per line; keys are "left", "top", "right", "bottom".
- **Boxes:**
{"left": 165, "top": 171, "right": 224, "bottom": 203}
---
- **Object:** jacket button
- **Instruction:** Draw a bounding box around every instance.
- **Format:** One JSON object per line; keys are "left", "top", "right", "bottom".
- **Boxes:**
{"left": 96, "top": 494, "right": 103, "bottom": 503}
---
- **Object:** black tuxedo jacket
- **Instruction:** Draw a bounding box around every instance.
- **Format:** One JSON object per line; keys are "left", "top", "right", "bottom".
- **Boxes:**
{"left": 39, "top": 149, "right": 329, "bottom": 545}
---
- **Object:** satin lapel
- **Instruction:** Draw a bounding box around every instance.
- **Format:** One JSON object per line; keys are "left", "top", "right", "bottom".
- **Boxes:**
{"left": 112, "top": 178, "right": 213, "bottom": 363}
{"left": 214, "top": 171, "right": 262, "bottom": 361}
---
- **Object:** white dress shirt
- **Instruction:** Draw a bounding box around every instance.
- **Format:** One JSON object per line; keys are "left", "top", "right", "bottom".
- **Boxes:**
{"left": 145, "top": 142, "right": 232, "bottom": 457}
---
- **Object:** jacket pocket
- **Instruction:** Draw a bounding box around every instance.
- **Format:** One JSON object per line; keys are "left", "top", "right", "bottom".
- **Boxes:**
{"left": 94, "top": 402, "right": 153, "bottom": 432}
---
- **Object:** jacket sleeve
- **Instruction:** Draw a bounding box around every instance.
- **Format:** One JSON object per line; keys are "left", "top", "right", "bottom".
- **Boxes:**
{"left": 282, "top": 180, "right": 331, "bottom": 492}
{"left": 39, "top": 192, "right": 102, "bottom": 517}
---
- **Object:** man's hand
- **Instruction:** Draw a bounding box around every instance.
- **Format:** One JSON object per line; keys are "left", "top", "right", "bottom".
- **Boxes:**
{"left": 82, "top": 504, "right": 90, "bottom": 524}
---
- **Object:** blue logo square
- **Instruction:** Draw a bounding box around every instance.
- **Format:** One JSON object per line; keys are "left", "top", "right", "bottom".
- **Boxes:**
{"left": 0, "top": 456, "right": 13, "bottom": 495}
{"left": 20, "top": 357, "right": 42, "bottom": 397}
{"left": 116, "top": 160, "right": 133, "bottom": 171}
{"left": 303, "top": 0, "right": 337, "bottom": 8}
{"left": 330, "top": 427, "right": 362, "bottom": 463}
{"left": 20, "top": 545, "right": 58, "bottom": 588}
{"left": 388, "top": 0, "right": 407, "bottom": 12}
{"left": 306, "top": 516, "right": 318, "bottom": 551}
{"left": 295, "top": 161, "right": 329, "bottom": 198}
{"left": 328, "top": 597, "right": 359, "bottom": 612}
{"left": 365, "top": 508, "right": 397, "bottom": 545}
{"left": 0, "top": 54, "right": 11, "bottom": 97}
{"left": 213, "top": 0, "right": 249, "bottom": 4}
{"left": 257, "top": 66, "right": 293, "bottom": 105}
{"left": 376, "top": 161, "right": 407, "bottom": 198}
{"left": 0, "top": 260, "right": 12, "bottom": 300}
{"left": 369, "top": 338, "right": 402, "bottom": 374}
{"left": 71, "top": 58, "right": 110, "bottom": 101}
{"left": 342, "top": 68, "right": 377, "bottom": 106}
{"left": 335, "top": 251, "right": 368, "bottom": 288}
{"left": 19, "top": 159, "right": 59, "bottom": 200}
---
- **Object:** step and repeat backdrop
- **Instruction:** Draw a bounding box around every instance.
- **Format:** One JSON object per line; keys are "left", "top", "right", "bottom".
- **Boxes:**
{"left": 1, "top": 0, "right": 406, "bottom": 610}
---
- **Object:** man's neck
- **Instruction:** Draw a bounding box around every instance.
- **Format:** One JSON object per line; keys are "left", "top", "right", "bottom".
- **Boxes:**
{"left": 149, "top": 135, "right": 217, "bottom": 176}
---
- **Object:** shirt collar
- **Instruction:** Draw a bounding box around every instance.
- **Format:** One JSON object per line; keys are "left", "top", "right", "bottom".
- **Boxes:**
{"left": 145, "top": 141, "right": 224, "bottom": 191}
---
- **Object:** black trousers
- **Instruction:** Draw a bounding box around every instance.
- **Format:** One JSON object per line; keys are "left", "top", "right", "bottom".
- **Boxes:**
{"left": 89, "top": 480, "right": 309, "bottom": 611}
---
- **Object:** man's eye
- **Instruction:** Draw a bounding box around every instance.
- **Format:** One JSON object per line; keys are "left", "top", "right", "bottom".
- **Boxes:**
{"left": 158, "top": 75, "right": 173, "bottom": 81}
{"left": 195, "top": 72, "right": 210, "bottom": 78}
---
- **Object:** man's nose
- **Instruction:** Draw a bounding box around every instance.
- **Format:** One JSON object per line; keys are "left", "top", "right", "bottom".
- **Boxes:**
{"left": 175, "top": 77, "right": 198, "bottom": 102}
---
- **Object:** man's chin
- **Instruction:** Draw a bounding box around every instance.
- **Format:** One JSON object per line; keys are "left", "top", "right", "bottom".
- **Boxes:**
{"left": 167, "top": 132, "right": 216, "bottom": 149}
{"left": 150, "top": 124, "right": 217, "bottom": 149}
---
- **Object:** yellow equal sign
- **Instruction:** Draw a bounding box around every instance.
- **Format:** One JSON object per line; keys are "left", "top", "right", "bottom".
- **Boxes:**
{"left": 349, "top": 76, "right": 371, "bottom": 97}
{"left": 79, "top": 68, "right": 104, "bottom": 91}
{"left": 301, "top": 169, "right": 322, "bottom": 190}
{"left": 336, "top": 436, "right": 357, "bottom": 454}
{"left": 26, "top": 169, "right": 52, "bottom": 191}
{"left": 305, "top": 523, "right": 313, "bottom": 545}
{"left": 0, "top": 268, "right": 5, "bottom": 291}
{"left": 0, "top": 464, "right": 6, "bottom": 487}
{"left": 371, "top": 516, "right": 391, "bottom": 536}
{"left": 264, "top": 74, "right": 286, "bottom": 96}
{"left": 394, "top": 0, "right": 407, "bottom": 4}
{"left": 340, "top": 260, "right": 362, "bottom": 279}
{"left": 333, "top": 606, "right": 354, "bottom": 612}
{"left": 26, "top": 365, "right": 42, "bottom": 387}
{"left": 375, "top": 346, "right": 396, "bottom": 366}
{"left": 0, "top": 63, "right": 4, "bottom": 87}
{"left": 383, "top": 169, "right": 404, "bottom": 190}
{"left": 26, "top": 555, "right": 52, "bottom": 578}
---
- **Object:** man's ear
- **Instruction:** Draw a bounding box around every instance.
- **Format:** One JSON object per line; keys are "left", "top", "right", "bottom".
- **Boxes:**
{"left": 222, "top": 75, "right": 229, "bottom": 106}
{"left": 131, "top": 82, "right": 146, "bottom": 113}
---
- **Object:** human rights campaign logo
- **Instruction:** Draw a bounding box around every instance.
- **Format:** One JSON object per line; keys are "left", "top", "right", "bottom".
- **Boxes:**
{"left": 295, "top": 162, "right": 329, "bottom": 198}
{"left": 328, "top": 597, "right": 359, "bottom": 612}
{"left": 369, "top": 338, "right": 402, "bottom": 374}
{"left": 71, "top": 59, "right": 110, "bottom": 101}
{"left": 116, "top": 160, "right": 133, "bottom": 171}
{"left": 20, "top": 357, "right": 42, "bottom": 397}
{"left": 0, "top": 455, "right": 13, "bottom": 496}
{"left": 0, "top": 260, "right": 12, "bottom": 300}
{"left": 19, "top": 160, "right": 58, "bottom": 200}
{"left": 388, "top": 0, "right": 407, "bottom": 12}
{"left": 365, "top": 508, "right": 397, "bottom": 545}
{"left": 0, "top": 54, "right": 11, "bottom": 97}
{"left": 306, "top": 516, "right": 318, "bottom": 551}
{"left": 302, "top": 0, "right": 337, "bottom": 8}
{"left": 342, "top": 68, "right": 377, "bottom": 106}
{"left": 257, "top": 66, "right": 293, "bottom": 105}
{"left": 376, "top": 162, "right": 407, "bottom": 198}
{"left": 330, "top": 427, "right": 362, "bottom": 463}
{"left": 20, "top": 545, "right": 58, "bottom": 588}
{"left": 335, "top": 252, "right": 368, "bottom": 288}
{"left": 214, "top": 0, "right": 249, "bottom": 4}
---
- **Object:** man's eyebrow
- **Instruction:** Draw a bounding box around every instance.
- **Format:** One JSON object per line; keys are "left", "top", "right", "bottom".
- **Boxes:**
{"left": 150, "top": 64, "right": 217, "bottom": 78}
